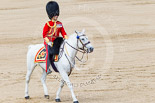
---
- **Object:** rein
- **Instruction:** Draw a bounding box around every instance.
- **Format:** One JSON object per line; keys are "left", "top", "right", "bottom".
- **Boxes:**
{"left": 66, "top": 42, "right": 86, "bottom": 54}
{"left": 64, "top": 34, "right": 90, "bottom": 64}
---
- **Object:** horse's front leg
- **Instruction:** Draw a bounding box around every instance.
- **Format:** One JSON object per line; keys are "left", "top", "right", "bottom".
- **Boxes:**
{"left": 55, "top": 79, "right": 65, "bottom": 102}
{"left": 59, "top": 70, "right": 79, "bottom": 103}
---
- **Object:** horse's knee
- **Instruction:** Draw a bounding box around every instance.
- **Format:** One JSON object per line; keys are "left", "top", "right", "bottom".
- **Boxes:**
{"left": 25, "top": 70, "right": 33, "bottom": 83}
{"left": 66, "top": 82, "right": 73, "bottom": 89}
{"left": 41, "top": 77, "right": 47, "bottom": 85}
{"left": 41, "top": 75, "right": 46, "bottom": 83}
{"left": 26, "top": 78, "right": 30, "bottom": 83}
{"left": 26, "top": 75, "right": 32, "bottom": 83}
{"left": 60, "top": 80, "right": 65, "bottom": 87}
{"left": 60, "top": 84, "right": 64, "bottom": 88}
{"left": 26, "top": 74, "right": 31, "bottom": 83}
{"left": 41, "top": 79, "right": 45, "bottom": 84}
{"left": 61, "top": 83, "right": 64, "bottom": 87}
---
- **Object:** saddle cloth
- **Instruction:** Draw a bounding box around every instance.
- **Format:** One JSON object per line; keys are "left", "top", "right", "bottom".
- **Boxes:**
{"left": 34, "top": 46, "right": 59, "bottom": 72}
{"left": 34, "top": 47, "right": 46, "bottom": 63}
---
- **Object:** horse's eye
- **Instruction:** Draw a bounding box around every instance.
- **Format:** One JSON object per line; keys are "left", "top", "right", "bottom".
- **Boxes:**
{"left": 81, "top": 38, "right": 85, "bottom": 41}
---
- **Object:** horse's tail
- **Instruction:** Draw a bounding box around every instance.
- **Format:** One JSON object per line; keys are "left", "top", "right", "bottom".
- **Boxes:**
{"left": 27, "top": 44, "right": 36, "bottom": 65}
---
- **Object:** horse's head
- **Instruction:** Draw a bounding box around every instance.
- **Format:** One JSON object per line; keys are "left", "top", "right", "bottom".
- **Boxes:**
{"left": 75, "top": 29, "right": 94, "bottom": 53}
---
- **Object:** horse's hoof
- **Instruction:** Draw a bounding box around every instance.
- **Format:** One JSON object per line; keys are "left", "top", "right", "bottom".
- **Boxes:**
{"left": 25, "top": 96, "right": 30, "bottom": 99}
{"left": 73, "top": 101, "right": 79, "bottom": 103}
{"left": 44, "top": 95, "right": 49, "bottom": 99}
{"left": 55, "top": 98, "right": 61, "bottom": 102}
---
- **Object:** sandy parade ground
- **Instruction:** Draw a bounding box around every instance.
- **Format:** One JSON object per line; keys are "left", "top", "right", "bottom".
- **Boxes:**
{"left": 0, "top": 0, "right": 155, "bottom": 103}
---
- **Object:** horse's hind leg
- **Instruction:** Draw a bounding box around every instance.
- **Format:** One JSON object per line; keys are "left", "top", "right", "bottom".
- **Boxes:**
{"left": 55, "top": 79, "right": 65, "bottom": 102}
{"left": 41, "top": 68, "right": 49, "bottom": 99}
{"left": 25, "top": 63, "right": 36, "bottom": 99}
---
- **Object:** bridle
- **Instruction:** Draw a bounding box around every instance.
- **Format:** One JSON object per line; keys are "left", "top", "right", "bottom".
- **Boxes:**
{"left": 76, "top": 34, "right": 91, "bottom": 53}
{"left": 64, "top": 32, "right": 91, "bottom": 63}
{"left": 65, "top": 34, "right": 90, "bottom": 53}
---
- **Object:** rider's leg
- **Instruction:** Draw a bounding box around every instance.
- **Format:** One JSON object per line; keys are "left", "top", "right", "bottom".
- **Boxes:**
{"left": 45, "top": 44, "right": 52, "bottom": 74}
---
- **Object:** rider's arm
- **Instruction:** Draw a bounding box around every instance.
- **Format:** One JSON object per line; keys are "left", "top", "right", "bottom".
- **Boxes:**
{"left": 43, "top": 23, "right": 50, "bottom": 43}
{"left": 60, "top": 23, "right": 68, "bottom": 39}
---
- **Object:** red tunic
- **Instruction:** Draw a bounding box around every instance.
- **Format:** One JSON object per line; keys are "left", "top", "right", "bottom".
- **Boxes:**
{"left": 43, "top": 20, "right": 67, "bottom": 44}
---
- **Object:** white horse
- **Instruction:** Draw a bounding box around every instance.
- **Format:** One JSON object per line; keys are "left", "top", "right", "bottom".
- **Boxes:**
{"left": 25, "top": 29, "right": 94, "bottom": 103}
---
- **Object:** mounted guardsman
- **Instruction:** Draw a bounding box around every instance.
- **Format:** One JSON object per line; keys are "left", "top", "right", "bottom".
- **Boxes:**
{"left": 25, "top": 1, "right": 94, "bottom": 102}
{"left": 43, "top": 1, "right": 68, "bottom": 74}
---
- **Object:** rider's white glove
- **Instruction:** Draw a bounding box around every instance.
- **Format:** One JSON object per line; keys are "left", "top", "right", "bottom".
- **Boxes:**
{"left": 47, "top": 42, "right": 53, "bottom": 47}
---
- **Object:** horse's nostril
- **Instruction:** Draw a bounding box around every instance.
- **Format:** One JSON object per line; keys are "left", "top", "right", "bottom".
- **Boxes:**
{"left": 90, "top": 47, "right": 94, "bottom": 52}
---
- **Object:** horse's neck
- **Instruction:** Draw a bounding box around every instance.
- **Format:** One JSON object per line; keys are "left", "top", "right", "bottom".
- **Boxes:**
{"left": 66, "top": 33, "right": 78, "bottom": 60}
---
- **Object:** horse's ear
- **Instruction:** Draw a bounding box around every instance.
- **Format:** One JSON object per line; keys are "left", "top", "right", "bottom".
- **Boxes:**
{"left": 82, "top": 29, "right": 85, "bottom": 34}
{"left": 75, "top": 30, "right": 78, "bottom": 34}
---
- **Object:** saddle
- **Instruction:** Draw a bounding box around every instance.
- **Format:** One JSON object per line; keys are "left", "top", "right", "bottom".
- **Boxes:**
{"left": 48, "top": 37, "right": 64, "bottom": 62}
{"left": 34, "top": 37, "right": 64, "bottom": 72}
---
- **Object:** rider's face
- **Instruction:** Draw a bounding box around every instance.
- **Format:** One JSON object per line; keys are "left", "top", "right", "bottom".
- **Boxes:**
{"left": 52, "top": 16, "right": 58, "bottom": 21}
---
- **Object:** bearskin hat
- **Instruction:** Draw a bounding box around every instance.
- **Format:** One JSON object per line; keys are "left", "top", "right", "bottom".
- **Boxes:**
{"left": 46, "top": 1, "right": 59, "bottom": 19}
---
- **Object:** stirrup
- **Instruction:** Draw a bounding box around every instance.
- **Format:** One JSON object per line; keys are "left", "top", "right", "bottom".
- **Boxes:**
{"left": 54, "top": 55, "right": 58, "bottom": 62}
